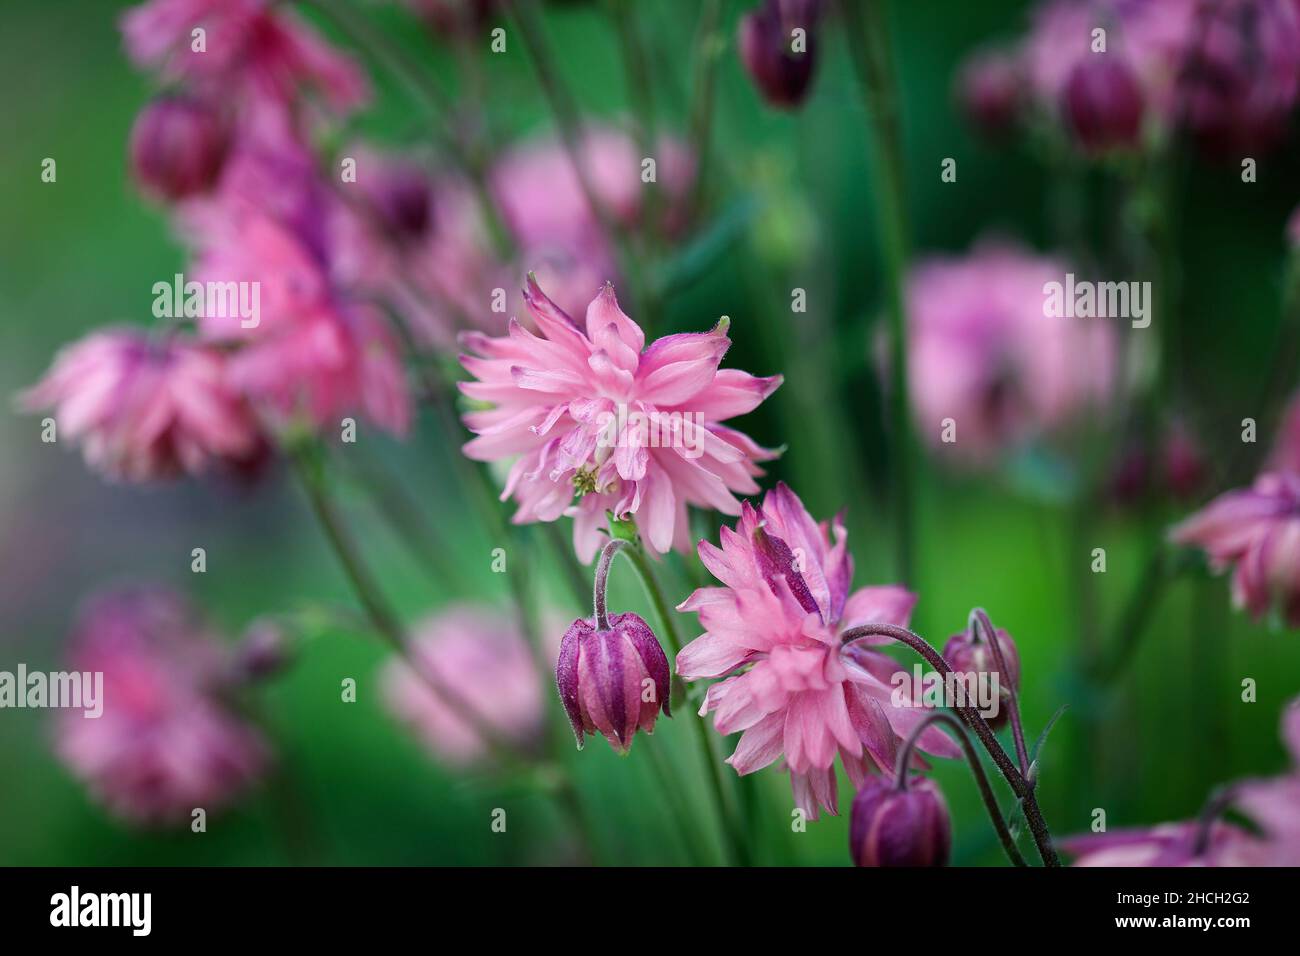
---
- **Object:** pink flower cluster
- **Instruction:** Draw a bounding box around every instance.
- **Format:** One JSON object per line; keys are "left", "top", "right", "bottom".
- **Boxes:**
{"left": 676, "top": 483, "right": 958, "bottom": 819}
{"left": 56, "top": 588, "right": 270, "bottom": 826}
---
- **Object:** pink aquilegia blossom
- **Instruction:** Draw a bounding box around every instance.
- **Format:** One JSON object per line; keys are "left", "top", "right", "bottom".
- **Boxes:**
{"left": 121, "top": 0, "right": 369, "bottom": 120}
{"left": 381, "top": 606, "right": 546, "bottom": 767}
{"left": 1169, "top": 472, "right": 1300, "bottom": 626}
{"left": 19, "top": 328, "right": 265, "bottom": 482}
{"left": 904, "top": 241, "right": 1117, "bottom": 465}
{"left": 675, "top": 483, "right": 960, "bottom": 819}
{"left": 1064, "top": 694, "right": 1300, "bottom": 866}
{"left": 459, "top": 277, "right": 781, "bottom": 562}
{"left": 55, "top": 587, "right": 270, "bottom": 826}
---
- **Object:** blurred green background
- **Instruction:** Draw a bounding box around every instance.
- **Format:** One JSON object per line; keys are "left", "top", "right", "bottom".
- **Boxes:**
{"left": 2, "top": 0, "right": 1299, "bottom": 866}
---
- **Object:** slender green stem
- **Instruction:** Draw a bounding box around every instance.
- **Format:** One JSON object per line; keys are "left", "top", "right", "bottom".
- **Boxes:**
{"left": 894, "top": 712, "right": 1027, "bottom": 867}
{"left": 841, "top": 0, "right": 916, "bottom": 586}
{"left": 685, "top": 0, "right": 725, "bottom": 215}
{"left": 613, "top": 539, "right": 753, "bottom": 865}
{"left": 841, "top": 622, "right": 1061, "bottom": 866}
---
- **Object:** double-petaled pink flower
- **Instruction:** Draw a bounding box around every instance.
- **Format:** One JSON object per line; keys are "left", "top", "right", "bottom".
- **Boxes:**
{"left": 676, "top": 483, "right": 959, "bottom": 819}
{"left": 1170, "top": 471, "right": 1300, "bottom": 626}
{"left": 905, "top": 241, "right": 1117, "bottom": 465}
{"left": 460, "top": 277, "right": 781, "bottom": 561}
{"left": 20, "top": 328, "right": 265, "bottom": 482}
{"left": 381, "top": 606, "right": 546, "bottom": 767}
{"left": 55, "top": 587, "right": 270, "bottom": 826}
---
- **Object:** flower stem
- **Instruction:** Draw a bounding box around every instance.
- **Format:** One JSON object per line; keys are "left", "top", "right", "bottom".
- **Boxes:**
{"left": 615, "top": 537, "right": 753, "bottom": 866}
{"left": 840, "top": 622, "right": 1061, "bottom": 866}
{"left": 970, "top": 608, "right": 1030, "bottom": 774}
{"left": 841, "top": 0, "right": 916, "bottom": 586}
{"left": 894, "top": 712, "right": 1027, "bottom": 867}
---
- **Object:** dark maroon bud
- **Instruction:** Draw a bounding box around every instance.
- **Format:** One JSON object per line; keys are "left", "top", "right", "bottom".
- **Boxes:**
{"left": 369, "top": 162, "right": 434, "bottom": 245}
{"left": 1063, "top": 55, "right": 1144, "bottom": 153}
{"left": 556, "top": 611, "right": 671, "bottom": 754}
{"left": 956, "top": 50, "right": 1023, "bottom": 139}
{"left": 738, "top": 0, "right": 824, "bottom": 110}
{"left": 850, "top": 777, "right": 951, "bottom": 867}
{"left": 942, "top": 626, "right": 1019, "bottom": 730}
{"left": 128, "top": 94, "right": 228, "bottom": 201}
{"left": 1162, "top": 422, "right": 1206, "bottom": 501}
{"left": 233, "top": 620, "right": 293, "bottom": 682}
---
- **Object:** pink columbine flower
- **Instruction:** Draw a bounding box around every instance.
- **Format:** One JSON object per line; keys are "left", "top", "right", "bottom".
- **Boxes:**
{"left": 184, "top": 180, "right": 412, "bottom": 436}
{"left": 675, "top": 483, "right": 960, "bottom": 819}
{"left": 121, "top": 0, "right": 369, "bottom": 118}
{"left": 556, "top": 612, "right": 671, "bottom": 753}
{"left": 459, "top": 277, "right": 781, "bottom": 562}
{"left": 381, "top": 606, "right": 546, "bottom": 767}
{"left": 55, "top": 587, "right": 270, "bottom": 826}
{"left": 19, "top": 328, "right": 265, "bottom": 482}
{"left": 1169, "top": 472, "right": 1300, "bottom": 626}
{"left": 904, "top": 241, "right": 1116, "bottom": 465}
{"left": 1061, "top": 821, "right": 1266, "bottom": 867}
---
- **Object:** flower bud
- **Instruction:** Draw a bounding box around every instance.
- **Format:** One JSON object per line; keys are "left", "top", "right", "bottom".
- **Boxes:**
{"left": 956, "top": 50, "right": 1023, "bottom": 139}
{"left": 366, "top": 160, "right": 434, "bottom": 246}
{"left": 128, "top": 94, "right": 228, "bottom": 201}
{"left": 1062, "top": 56, "right": 1143, "bottom": 153}
{"left": 555, "top": 611, "right": 671, "bottom": 753}
{"left": 942, "top": 626, "right": 1019, "bottom": 730}
{"left": 738, "top": 0, "right": 824, "bottom": 110}
{"left": 850, "top": 777, "right": 951, "bottom": 867}
{"left": 233, "top": 619, "right": 293, "bottom": 682}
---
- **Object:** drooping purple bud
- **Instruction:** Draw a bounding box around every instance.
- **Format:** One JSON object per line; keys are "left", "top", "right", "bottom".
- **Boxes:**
{"left": 128, "top": 94, "right": 228, "bottom": 202}
{"left": 942, "top": 626, "right": 1019, "bottom": 730}
{"left": 366, "top": 160, "right": 434, "bottom": 246}
{"left": 955, "top": 49, "right": 1023, "bottom": 139}
{"left": 232, "top": 619, "right": 293, "bottom": 682}
{"left": 738, "top": 0, "right": 824, "bottom": 110}
{"left": 850, "top": 777, "right": 951, "bottom": 867}
{"left": 1063, "top": 56, "right": 1144, "bottom": 153}
{"left": 556, "top": 611, "right": 671, "bottom": 754}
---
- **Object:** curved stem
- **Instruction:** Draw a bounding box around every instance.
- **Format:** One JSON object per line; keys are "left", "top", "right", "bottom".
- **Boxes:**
{"left": 894, "top": 712, "right": 1027, "bottom": 867}
{"left": 970, "top": 608, "right": 1030, "bottom": 775}
{"left": 593, "top": 538, "right": 631, "bottom": 631}
{"left": 1192, "top": 784, "right": 1240, "bottom": 857}
{"left": 840, "top": 622, "right": 1061, "bottom": 866}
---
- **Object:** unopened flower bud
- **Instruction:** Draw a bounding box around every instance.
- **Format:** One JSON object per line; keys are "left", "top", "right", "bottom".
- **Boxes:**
{"left": 956, "top": 50, "right": 1023, "bottom": 139}
{"left": 555, "top": 612, "right": 671, "bottom": 753}
{"left": 942, "top": 625, "right": 1019, "bottom": 730}
{"left": 738, "top": 0, "right": 824, "bottom": 110}
{"left": 1063, "top": 56, "right": 1144, "bottom": 153}
{"left": 850, "top": 777, "right": 951, "bottom": 867}
{"left": 233, "top": 620, "right": 293, "bottom": 682}
{"left": 366, "top": 161, "right": 433, "bottom": 245}
{"left": 128, "top": 94, "right": 228, "bottom": 201}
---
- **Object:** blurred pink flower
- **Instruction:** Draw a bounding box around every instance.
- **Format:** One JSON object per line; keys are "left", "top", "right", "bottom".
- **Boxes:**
{"left": 904, "top": 241, "right": 1117, "bottom": 465}
{"left": 1022, "top": 0, "right": 1198, "bottom": 130}
{"left": 1178, "top": 0, "right": 1300, "bottom": 155}
{"left": 1267, "top": 391, "right": 1300, "bottom": 475}
{"left": 676, "top": 483, "right": 959, "bottom": 819}
{"left": 184, "top": 172, "right": 412, "bottom": 436}
{"left": 20, "top": 328, "right": 265, "bottom": 482}
{"left": 381, "top": 606, "right": 545, "bottom": 767}
{"left": 121, "top": 0, "right": 369, "bottom": 118}
{"left": 1061, "top": 821, "right": 1266, "bottom": 866}
{"left": 56, "top": 587, "right": 270, "bottom": 826}
{"left": 1169, "top": 472, "right": 1300, "bottom": 626}
{"left": 460, "top": 277, "right": 780, "bottom": 561}
{"left": 1062, "top": 55, "right": 1145, "bottom": 152}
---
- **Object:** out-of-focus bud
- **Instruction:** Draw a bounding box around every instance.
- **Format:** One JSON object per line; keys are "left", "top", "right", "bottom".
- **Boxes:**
{"left": 850, "top": 777, "right": 951, "bottom": 867}
{"left": 956, "top": 49, "right": 1023, "bottom": 139}
{"left": 128, "top": 94, "right": 228, "bottom": 201}
{"left": 365, "top": 160, "right": 434, "bottom": 246}
{"left": 738, "top": 0, "right": 824, "bottom": 110}
{"left": 942, "top": 625, "right": 1020, "bottom": 730}
{"left": 1162, "top": 421, "right": 1207, "bottom": 501}
{"left": 1063, "top": 56, "right": 1144, "bottom": 153}
{"left": 233, "top": 619, "right": 293, "bottom": 682}
{"left": 555, "top": 611, "right": 671, "bottom": 753}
